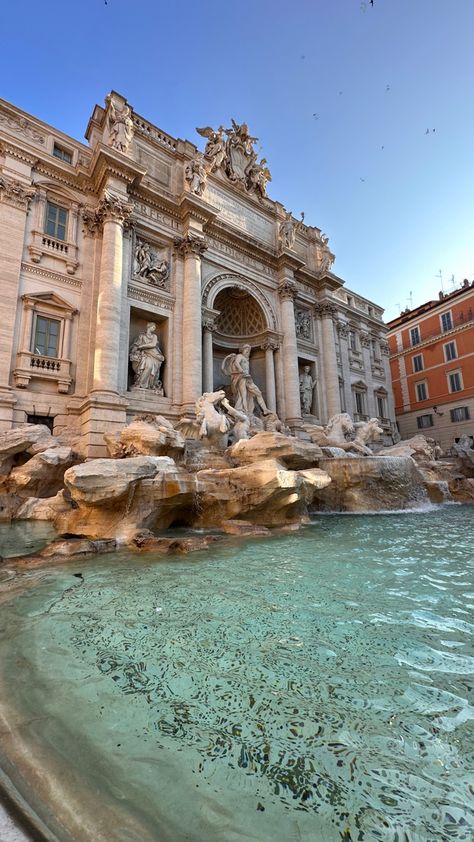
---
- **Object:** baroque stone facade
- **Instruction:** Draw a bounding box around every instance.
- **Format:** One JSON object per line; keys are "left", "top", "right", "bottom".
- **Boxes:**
{"left": 0, "top": 91, "right": 396, "bottom": 455}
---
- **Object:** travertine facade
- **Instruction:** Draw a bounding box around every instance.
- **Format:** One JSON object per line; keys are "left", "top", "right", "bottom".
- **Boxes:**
{"left": 0, "top": 92, "right": 396, "bottom": 455}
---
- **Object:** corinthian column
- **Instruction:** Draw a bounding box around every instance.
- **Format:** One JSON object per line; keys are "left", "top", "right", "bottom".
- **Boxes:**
{"left": 92, "top": 191, "right": 133, "bottom": 393}
{"left": 202, "top": 317, "right": 216, "bottom": 394}
{"left": 315, "top": 300, "right": 341, "bottom": 420}
{"left": 278, "top": 278, "right": 302, "bottom": 426}
{"left": 360, "top": 331, "right": 376, "bottom": 417}
{"left": 261, "top": 338, "right": 278, "bottom": 412}
{"left": 174, "top": 233, "right": 207, "bottom": 412}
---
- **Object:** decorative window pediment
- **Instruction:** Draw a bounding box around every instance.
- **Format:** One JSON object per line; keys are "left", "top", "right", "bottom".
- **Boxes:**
{"left": 13, "top": 291, "right": 77, "bottom": 393}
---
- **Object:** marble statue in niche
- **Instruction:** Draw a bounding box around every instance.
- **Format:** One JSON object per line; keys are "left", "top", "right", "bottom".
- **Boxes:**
{"left": 222, "top": 344, "right": 270, "bottom": 418}
{"left": 129, "top": 322, "right": 165, "bottom": 392}
{"left": 299, "top": 365, "right": 317, "bottom": 415}
{"left": 185, "top": 154, "right": 207, "bottom": 196}
{"left": 134, "top": 239, "right": 169, "bottom": 288}
{"left": 106, "top": 97, "right": 134, "bottom": 153}
{"left": 295, "top": 309, "right": 312, "bottom": 340}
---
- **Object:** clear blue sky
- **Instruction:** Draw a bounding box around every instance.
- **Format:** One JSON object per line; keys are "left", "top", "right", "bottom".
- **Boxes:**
{"left": 2, "top": 0, "right": 473, "bottom": 321}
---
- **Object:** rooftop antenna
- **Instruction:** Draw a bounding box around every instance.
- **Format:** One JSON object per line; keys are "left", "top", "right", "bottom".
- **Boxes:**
{"left": 435, "top": 269, "right": 443, "bottom": 292}
{"left": 396, "top": 302, "right": 402, "bottom": 314}
{"left": 407, "top": 290, "right": 413, "bottom": 309}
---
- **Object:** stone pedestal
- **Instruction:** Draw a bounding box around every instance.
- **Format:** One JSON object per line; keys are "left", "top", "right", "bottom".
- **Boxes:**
{"left": 78, "top": 392, "right": 128, "bottom": 458}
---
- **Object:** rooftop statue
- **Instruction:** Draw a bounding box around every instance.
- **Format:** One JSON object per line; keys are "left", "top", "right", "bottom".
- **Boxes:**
{"left": 279, "top": 211, "right": 305, "bottom": 250}
{"left": 106, "top": 97, "right": 134, "bottom": 154}
{"left": 196, "top": 126, "right": 226, "bottom": 173}
{"left": 185, "top": 153, "right": 207, "bottom": 196}
{"left": 195, "top": 120, "right": 271, "bottom": 198}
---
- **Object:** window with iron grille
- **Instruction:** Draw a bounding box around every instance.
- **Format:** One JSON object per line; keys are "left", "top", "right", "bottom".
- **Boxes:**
{"left": 450, "top": 406, "right": 470, "bottom": 422}
{"left": 410, "top": 326, "right": 421, "bottom": 346}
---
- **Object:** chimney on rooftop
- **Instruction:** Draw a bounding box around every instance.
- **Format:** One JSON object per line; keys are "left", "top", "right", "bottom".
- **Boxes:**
{"left": 463, "top": 279, "right": 469, "bottom": 288}
{"left": 438, "top": 291, "right": 444, "bottom": 300}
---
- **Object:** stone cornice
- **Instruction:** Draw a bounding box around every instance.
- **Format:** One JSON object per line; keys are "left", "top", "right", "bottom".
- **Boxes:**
{"left": 21, "top": 261, "right": 83, "bottom": 288}
{"left": 88, "top": 143, "right": 146, "bottom": 194}
{"left": 178, "top": 193, "right": 219, "bottom": 227}
{"left": 276, "top": 250, "right": 306, "bottom": 274}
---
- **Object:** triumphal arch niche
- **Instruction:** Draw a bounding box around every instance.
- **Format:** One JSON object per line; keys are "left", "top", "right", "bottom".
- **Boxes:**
{"left": 0, "top": 90, "right": 395, "bottom": 454}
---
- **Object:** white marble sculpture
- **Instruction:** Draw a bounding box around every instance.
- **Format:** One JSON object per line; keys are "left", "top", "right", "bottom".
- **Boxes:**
{"left": 107, "top": 98, "right": 134, "bottom": 153}
{"left": 176, "top": 390, "right": 233, "bottom": 449}
{"left": 299, "top": 366, "right": 316, "bottom": 415}
{"left": 222, "top": 344, "right": 269, "bottom": 418}
{"left": 279, "top": 211, "right": 305, "bottom": 250}
{"left": 185, "top": 154, "right": 207, "bottom": 196}
{"left": 196, "top": 125, "right": 227, "bottom": 172}
{"left": 134, "top": 240, "right": 169, "bottom": 287}
{"left": 302, "top": 413, "right": 382, "bottom": 455}
{"left": 129, "top": 323, "right": 164, "bottom": 391}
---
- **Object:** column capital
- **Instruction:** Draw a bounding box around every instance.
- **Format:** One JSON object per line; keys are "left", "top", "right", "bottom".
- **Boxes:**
{"left": 277, "top": 279, "right": 297, "bottom": 301}
{"left": 261, "top": 337, "right": 280, "bottom": 352}
{"left": 81, "top": 191, "right": 134, "bottom": 235}
{"left": 380, "top": 341, "right": 390, "bottom": 356}
{"left": 202, "top": 316, "right": 217, "bottom": 332}
{"left": 0, "top": 176, "right": 35, "bottom": 210}
{"left": 174, "top": 233, "right": 208, "bottom": 257}
{"left": 360, "top": 332, "right": 371, "bottom": 348}
{"left": 314, "top": 300, "right": 337, "bottom": 320}
{"left": 336, "top": 320, "right": 349, "bottom": 338}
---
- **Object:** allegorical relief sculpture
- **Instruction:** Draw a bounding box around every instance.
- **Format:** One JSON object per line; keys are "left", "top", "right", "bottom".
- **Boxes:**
{"left": 295, "top": 309, "right": 312, "bottom": 340}
{"left": 278, "top": 211, "right": 305, "bottom": 250}
{"left": 185, "top": 154, "right": 207, "bottom": 196}
{"left": 129, "top": 322, "right": 164, "bottom": 393}
{"left": 106, "top": 96, "right": 134, "bottom": 154}
{"left": 196, "top": 120, "right": 271, "bottom": 199}
{"left": 134, "top": 239, "right": 169, "bottom": 288}
{"left": 299, "top": 366, "right": 317, "bottom": 415}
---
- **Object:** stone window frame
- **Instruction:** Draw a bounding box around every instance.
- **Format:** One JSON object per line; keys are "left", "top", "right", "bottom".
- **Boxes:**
{"left": 412, "top": 353, "right": 424, "bottom": 373}
{"left": 417, "top": 414, "right": 434, "bottom": 429}
{"left": 28, "top": 183, "right": 80, "bottom": 275}
{"left": 443, "top": 339, "right": 457, "bottom": 362}
{"left": 13, "top": 291, "right": 77, "bottom": 394}
{"left": 52, "top": 143, "right": 73, "bottom": 165}
{"left": 351, "top": 380, "right": 368, "bottom": 420}
{"left": 410, "top": 324, "right": 421, "bottom": 346}
{"left": 415, "top": 379, "right": 429, "bottom": 402}
{"left": 374, "top": 386, "right": 389, "bottom": 422}
{"left": 447, "top": 369, "right": 463, "bottom": 394}
{"left": 440, "top": 310, "right": 453, "bottom": 333}
{"left": 450, "top": 406, "right": 470, "bottom": 422}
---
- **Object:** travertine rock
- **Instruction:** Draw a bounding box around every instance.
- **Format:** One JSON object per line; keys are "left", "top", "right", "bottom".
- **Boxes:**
{"left": 228, "top": 431, "right": 323, "bottom": 469}
{"left": 104, "top": 417, "right": 185, "bottom": 460}
{"left": 9, "top": 447, "right": 76, "bottom": 498}
{"left": 380, "top": 435, "right": 437, "bottom": 463}
{"left": 311, "top": 456, "right": 428, "bottom": 512}
{"left": 15, "top": 491, "right": 71, "bottom": 521}
{"left": 63, "top": 456, "right": 170, "bottom": 505}
{"left": 56, "top": 459, "right": 197, "bottom": 539}
{"left": 195, "top": 459, "right": 331, "bottom": 528}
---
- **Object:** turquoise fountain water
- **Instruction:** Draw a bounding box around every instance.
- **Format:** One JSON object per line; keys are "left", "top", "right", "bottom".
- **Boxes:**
{"left": 0, "top": 507, "right": 473, "bottom": 841}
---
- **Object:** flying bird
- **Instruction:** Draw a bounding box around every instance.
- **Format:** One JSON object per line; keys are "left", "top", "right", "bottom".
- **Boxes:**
{"left": 386, "top": 84, "right": 390, "bottom": 92}
{"left": 312, "top": 113, "right": 319, "bottom": 119}
{"left": 360, "top": 177, "right": 366, "bottom": 182}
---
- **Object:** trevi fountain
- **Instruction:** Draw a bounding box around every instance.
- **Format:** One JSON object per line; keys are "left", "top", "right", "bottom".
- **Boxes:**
{"left": 0, "top": 372, "right": 473, "bottom": 841}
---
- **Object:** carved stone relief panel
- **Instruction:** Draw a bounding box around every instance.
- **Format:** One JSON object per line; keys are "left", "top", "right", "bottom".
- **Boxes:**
{"left": 295, "top": 308, "right": 313, "bottom": 341}
{"left": 133, "top": 236, "right": 170, "bottom": 290}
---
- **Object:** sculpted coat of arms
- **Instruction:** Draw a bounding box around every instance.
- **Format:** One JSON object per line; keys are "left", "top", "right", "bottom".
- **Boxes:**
{"left": 195, "top": 120, "right": 271, "bottom": 200}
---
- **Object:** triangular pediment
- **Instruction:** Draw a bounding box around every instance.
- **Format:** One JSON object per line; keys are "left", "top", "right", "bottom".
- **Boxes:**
{"left": 22, "top": 291, "right": 76, "bottom": 314}
{"left": 352, "top": 379, "right": 367, "bottom": 390}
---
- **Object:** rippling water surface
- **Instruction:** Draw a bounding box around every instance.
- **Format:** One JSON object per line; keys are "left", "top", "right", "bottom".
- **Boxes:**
{"left": 0, "top": 507, "right": 473, "bottom": 841}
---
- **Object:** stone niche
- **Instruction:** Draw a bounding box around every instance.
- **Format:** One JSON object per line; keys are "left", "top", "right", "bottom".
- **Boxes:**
{"left": 127, "top": 308, "right": 169, "bottom": 398}
{"left": 298, "top": 357, "right": 319, "bottom": 418}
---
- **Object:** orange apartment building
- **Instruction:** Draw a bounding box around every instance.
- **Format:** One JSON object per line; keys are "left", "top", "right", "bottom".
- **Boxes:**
{"left": 387, "top": 279, "right": 474, "bottom": 449}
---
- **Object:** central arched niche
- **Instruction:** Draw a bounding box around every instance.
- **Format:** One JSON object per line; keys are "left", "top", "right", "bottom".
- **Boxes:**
{"left": 214, "top": 287, "right": 266, "bottom": 338}
{"left": 213, "top": 286, "right": 267, "bottom": 400}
